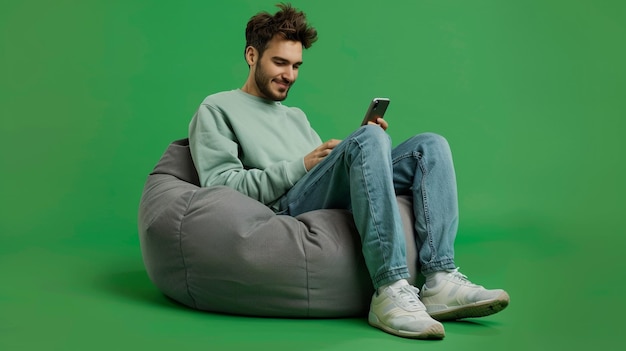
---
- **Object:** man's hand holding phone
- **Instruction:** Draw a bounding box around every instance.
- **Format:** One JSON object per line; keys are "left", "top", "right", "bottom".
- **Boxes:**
{"left": 361, "top": 97, "right": 390, "bottom": 130}
{"left": 367, "top": 117, "right": 388, "bottom": 130}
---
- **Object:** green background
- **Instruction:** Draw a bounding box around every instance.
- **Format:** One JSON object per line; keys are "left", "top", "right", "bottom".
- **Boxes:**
{"left": 1, "top": 0, "right": 624, "bottom": 349}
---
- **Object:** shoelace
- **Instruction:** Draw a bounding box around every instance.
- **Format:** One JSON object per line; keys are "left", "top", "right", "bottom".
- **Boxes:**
{"left": 447, "top": 267, "right": 479, "bottom": 287}
{"left": 393, "top": 285, "right": 426, "bottom": 310}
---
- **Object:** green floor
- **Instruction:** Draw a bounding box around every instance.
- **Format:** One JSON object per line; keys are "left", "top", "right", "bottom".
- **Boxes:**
{"left": 1, "top": 0, "right": 625, "bottom": 350}
{"left": 2, "top": 223, "right": 622, "bottom": 350}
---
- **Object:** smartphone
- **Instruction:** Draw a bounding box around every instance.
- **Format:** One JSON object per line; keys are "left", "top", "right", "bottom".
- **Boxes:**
{"left": 361, "top": 98, "right": 390, "bottom": 126}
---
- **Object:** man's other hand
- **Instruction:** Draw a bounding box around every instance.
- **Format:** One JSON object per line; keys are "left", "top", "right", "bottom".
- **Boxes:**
{"left": 304, "top": 139, "right": 341, "bottom": 171}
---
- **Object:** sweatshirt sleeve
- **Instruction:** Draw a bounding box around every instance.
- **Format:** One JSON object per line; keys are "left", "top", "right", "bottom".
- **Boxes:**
{"left": 188, "top": 103, "right": 308, "bottom": 206}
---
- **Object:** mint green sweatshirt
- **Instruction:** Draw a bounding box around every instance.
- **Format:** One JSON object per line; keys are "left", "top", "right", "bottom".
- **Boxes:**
{"left": 188, "top": 89, "right": 323, "bottom": 209}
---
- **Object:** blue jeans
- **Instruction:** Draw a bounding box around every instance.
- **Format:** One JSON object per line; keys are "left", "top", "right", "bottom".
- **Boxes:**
{"left": 277, "top": 126, "right": 458, "bottom": 289}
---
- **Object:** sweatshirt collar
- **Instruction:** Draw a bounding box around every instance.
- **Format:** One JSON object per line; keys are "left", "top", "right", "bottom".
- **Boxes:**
{"left": 235, "top": 89, "right": 282, "bottom": 106}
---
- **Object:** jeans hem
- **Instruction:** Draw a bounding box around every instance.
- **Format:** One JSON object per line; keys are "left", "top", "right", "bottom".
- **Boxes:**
{"left": 373, "top": 267, "right": 411, "bottom": 289}
{"left": 420, "top": 258, "right": 456, "bottom": 275}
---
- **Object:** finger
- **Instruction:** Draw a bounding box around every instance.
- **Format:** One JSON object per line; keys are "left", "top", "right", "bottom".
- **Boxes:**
{"left": 322, "top": 139, "right": 338, "bottom": 150}
{"left": 377, "top": 118, "right": 388, "bottom": 130}
{"left": 329, "top": 139, "right": 341, "bottom": 148}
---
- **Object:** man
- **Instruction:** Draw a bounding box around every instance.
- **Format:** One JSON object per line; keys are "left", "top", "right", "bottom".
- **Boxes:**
{"left": 189, "top": 3, "right": 509, "bottom": 340}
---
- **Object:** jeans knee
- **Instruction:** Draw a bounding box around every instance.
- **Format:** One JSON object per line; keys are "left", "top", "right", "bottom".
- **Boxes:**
{"left": 359, "top": 125, "right": 392, "bottom": 149}
{"left": 414, "top": 132, "right": 450, "bottom": 152}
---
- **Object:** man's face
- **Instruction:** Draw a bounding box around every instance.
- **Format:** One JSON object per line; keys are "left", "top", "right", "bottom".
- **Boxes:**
{"left": 252, "top": 36, "right": 303, "bottom": 101}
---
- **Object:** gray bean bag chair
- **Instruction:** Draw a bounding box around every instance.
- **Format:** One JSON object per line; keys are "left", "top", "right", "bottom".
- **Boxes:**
{"left": 138, "top": 138, "right": 419, "bottom": 317}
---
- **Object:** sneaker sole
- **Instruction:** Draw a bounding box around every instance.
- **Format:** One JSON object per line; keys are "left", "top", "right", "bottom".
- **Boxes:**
{"left": 428, "top": 291, "right": 510, "bottom": 321}
{"left": 368, "top": 313, "right": 445, "bottom": 340}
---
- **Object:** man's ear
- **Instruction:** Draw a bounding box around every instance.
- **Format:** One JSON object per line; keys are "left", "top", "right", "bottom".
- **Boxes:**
{"left": 245, "top": 46, "right": 258, "bottom": 66}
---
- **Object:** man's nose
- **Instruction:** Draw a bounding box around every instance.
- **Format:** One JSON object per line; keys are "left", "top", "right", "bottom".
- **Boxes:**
{"left": 282, "top": 67, "right": 295, "bottom": 82}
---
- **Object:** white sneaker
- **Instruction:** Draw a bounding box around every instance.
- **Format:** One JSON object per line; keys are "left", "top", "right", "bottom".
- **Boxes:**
{"left": 420, "top": 268, "right": 510, "bottom": 321}
{"left": 368, "top": 282, "right": 445, "bottom": 339}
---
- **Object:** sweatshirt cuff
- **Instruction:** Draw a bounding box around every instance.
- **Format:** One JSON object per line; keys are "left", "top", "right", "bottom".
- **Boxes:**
{"left": 285, "top": 158, "right": 308, "bottom": 186}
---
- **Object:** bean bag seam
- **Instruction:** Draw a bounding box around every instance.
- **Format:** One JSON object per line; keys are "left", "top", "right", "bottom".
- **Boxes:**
{"left": 178, "top": 188, "right": 199, "bottom": 309}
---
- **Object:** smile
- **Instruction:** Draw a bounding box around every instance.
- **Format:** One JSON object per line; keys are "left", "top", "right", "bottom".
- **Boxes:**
{"left": 274, "top": 80, "right": 290, "bottom": 89}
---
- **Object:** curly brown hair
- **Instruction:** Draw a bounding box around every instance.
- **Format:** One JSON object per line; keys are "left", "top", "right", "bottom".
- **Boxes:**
{"left": 244, "top": 3, "right": 318, "bottom": 59}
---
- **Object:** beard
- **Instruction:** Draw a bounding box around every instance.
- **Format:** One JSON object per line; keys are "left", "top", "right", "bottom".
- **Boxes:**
{"left": 254, "top": 60, "right": 293, "bottom": 101}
